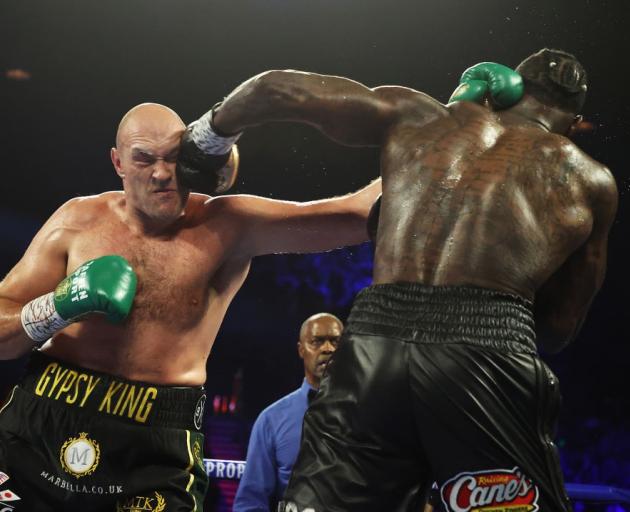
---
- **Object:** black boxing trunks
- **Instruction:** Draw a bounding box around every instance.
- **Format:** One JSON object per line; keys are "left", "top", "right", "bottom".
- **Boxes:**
{"left": 279, "top": 283, "right": 572, "bottom": 512}
{"left": 0, "top": 351, "right": 208, "bottom": 512}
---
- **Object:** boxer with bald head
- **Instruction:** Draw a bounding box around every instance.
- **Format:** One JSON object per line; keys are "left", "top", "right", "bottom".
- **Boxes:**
{"left": 196, "top": 49, "right": 618, "bottom": 511}
{"left": 0, "top": 103, "right": 380, "bottom": 510}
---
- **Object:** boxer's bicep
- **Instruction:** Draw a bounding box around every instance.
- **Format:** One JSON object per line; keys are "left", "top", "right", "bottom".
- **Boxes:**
{"left": 299, "top": 81, "right": 445, "bottom": 146}
{"left": 0, "top": 215, "right": 70, "bottom": 306}
{"left": 297, "top": 80, "right": 444, "bottom": 146}
{"left": 0, "top": 217, "right": 70, "bottom": 354}
{"left": 217, "top": 70, "right": 443, "bottom": 147}
{"left": 533, "top": 243, "right": 599, "bottom": 353}
{"left": 534, "top": 172, "right": 617, "bottom": 352}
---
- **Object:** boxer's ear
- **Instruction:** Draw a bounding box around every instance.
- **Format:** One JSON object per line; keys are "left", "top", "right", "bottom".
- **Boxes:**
{"left": 111, "top": 147, "right": 125, "bottom": 178}
{"left": 567, "top": 115, "right": 594, "bottom": 137}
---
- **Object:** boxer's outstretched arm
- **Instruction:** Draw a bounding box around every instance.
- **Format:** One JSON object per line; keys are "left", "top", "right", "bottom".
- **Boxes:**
{"left": 0, "top": 203, "right": 72, "bottom": 359}
{"left": 220, "top": 178, "right": 381, "bottom": 257}
{"left": 534, "top": 166, "right": 618, "bottom": 353}
{"left": 214, "top": 70, "right": 445, "bottom": 147}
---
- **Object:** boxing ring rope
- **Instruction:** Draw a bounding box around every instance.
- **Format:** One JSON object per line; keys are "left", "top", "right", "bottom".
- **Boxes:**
{"left": 203, "top": 459, "right": 630, "bottom": 504}
{"left": 564, "top": 484, "right": 630, "bottom": 504}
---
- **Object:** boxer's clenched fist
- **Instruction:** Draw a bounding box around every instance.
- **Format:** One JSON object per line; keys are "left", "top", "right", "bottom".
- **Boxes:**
{"left": 21, "top": 255, "right": 137, "bottom": 344}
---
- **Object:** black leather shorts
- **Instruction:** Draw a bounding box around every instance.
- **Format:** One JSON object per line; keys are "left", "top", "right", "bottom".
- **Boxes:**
{"left": 279, "top": 283, "right": 572, "bottom": 512}
{"left": 0, "top": 352, "right": 208, "bottom": 511}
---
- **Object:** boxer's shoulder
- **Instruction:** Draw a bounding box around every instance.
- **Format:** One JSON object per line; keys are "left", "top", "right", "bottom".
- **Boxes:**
{"left": 21, "top": 194, "right": 116, "bottom": 261}
{"left": 535, "top": 135, "right": 616, "bottom": 213}
{"left": 549, "top": 136, "right": 613, "bottom": 186}
{"left": 584, "top": 160, "right": 617, "bottom": 212}
{"left": 556, "top": 137, "right": 608, "bottom": 174}
{"left": 188, "top": 191, "right": 212, "bottom": 209}
{"left": 197, "top": 193, "right": 258, "bottom": 220}
{"left": 377, "top": 85, "right": 447, "bottom": 123}
{"left": 54, "top": 192, "right": 118, "bottom": 228}
{"left": 179, "top": 194, "right": 252, "bottom": 240}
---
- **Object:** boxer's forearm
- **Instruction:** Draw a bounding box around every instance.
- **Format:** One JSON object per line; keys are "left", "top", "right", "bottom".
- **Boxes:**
{"left": 0, "top": 298, "right": 37, "bottom": 359}
{"left": 296, "top": 177, "right": 382, "bottom": 250}
{"left": 347, "top": 178, "right": 382, "bottom": 220}
{"left": 215, "top": 70, "right": 388, "bottom": 146}
{"left": 311, "top": 179, "right": 382, "bottom": 249}
{"left": 215, "top": 70, "right": 326, "bottom": 133}
{"left": 212, "top": 71, "right": 272, "bottom": 133}
{"left": 534, "top": 288, "right": 594, "bottom": 353}
{"left": 534, "top": 314, "right": 579, "bottom": 353}
{"left": 297, "top": 178, "right": 382, "bottom": 249}
{"left": 236, "top": 178, "right": 381, "bottom": 257}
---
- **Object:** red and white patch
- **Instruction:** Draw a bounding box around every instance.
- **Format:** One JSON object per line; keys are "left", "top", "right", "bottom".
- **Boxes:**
{"left": 440, "top": 467, "right": 539, "bottom": 512}
{"left": 0, "top": 473, "right": 8, "bottom": 486}
{"left": 0, "top": 490, "right": 20, "bottom": 502}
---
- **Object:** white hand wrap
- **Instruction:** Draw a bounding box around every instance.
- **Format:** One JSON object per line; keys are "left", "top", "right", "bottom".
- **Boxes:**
{"left": 20, "top": 292, "right": 70, "bottom": 344}
{"left": 189, "top": 109, "right": 241, "bottom": 155}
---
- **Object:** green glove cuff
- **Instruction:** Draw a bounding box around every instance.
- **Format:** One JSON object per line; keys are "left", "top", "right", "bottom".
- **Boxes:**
{"left": 449, "top": 80, "right": 489, "bottom": 104}
{"left": 54, "top": 260, "right": 95, "bottom": 321}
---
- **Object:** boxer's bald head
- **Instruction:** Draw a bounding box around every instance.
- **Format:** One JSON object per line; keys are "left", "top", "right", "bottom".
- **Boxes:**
{"left": 116, "top": 103, "right": 185, "bottom": 149}
{"left": 111, "top": 103, "right": 189, "bottom": 229}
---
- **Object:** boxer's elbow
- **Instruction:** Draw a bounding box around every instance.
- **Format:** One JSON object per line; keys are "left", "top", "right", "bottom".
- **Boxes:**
{"left": 322, "top": 202, "right": 371, "bottom": 247}
{"left": 344, "top": 209, "right": 373, "bottom": 245}
{"left": 335, "top": 191, "right": 373, "bottom": 226}
{"left": 536, "top": 332, "right": 573, "bottom": 354}
{"left": 0, "top": 336, "right": 33, "bottom": 360}
{"left": 535, "top": 316, "right": 579, "bottom": 354}
{"left": 0, "top": 306, "right": 35, "bottom": 360}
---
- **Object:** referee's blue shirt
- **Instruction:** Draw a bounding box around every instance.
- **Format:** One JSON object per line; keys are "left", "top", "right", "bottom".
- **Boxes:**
{"left": 233, "top": 379, "right": 314, "bottom": 512}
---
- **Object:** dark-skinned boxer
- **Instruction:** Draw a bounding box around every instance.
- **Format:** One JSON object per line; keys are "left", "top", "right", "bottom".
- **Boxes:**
{"left": 176, "top": 49, "right": 618, "bottom": 512}
{"left": 0, "top": 103, "right": 380, "bottom": 511}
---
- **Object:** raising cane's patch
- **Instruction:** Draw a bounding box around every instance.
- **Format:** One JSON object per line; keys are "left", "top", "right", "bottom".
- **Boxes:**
{"left": 440, "top": 467, "right": 539, "bottom": 512}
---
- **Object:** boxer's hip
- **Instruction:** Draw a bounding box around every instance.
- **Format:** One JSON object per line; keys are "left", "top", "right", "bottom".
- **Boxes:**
{"left": 15, "top": 350, "right": 206, "bottom": 431}
{"left": 345, "top": 282, "right": 537, "bottom": 354}
{"left": 0, "top": 351, "right": 208, "bottom": 509}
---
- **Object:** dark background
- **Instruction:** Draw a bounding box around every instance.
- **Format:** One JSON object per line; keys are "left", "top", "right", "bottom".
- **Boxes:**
{"left": 1, "top": 0, "right": 629, "bottom": 491}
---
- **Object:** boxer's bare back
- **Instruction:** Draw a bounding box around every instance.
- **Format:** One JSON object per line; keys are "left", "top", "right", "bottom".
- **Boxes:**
{"left": 214, "top": 70, "right": 617, "bottom": 351}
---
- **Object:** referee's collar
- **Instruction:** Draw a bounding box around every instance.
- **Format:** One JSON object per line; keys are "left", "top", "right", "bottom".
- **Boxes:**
{"left": 299, "top": 378, "right": 317, "bottom": 400}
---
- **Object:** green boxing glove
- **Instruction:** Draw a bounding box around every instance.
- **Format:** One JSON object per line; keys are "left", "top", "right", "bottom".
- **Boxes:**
{"left": 21, "top": 255, "right": 137, "bottom": 344}
{"left": 449, "top": 62, "right": 524, "bottom": 109}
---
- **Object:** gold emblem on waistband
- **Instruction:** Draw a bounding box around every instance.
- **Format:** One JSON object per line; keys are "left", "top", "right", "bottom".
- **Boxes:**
{"left": 116, "top": 492, "right": 166, "bottom": 512}
{"left": 54, "top": 278, "right": 72, "bottom": 300}
{"left": 193, "top": 440, "right": 203, "bottom": 468}
{"left": 59, "top": 432, "right": 101, "bottom": 478}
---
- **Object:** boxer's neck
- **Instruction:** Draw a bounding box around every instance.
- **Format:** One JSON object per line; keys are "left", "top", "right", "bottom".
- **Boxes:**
{"left": 117, "top": 198, "right": 185, "bottom": 238}
{"left": 500, "top": 95, "right": 575, "bottom": 135}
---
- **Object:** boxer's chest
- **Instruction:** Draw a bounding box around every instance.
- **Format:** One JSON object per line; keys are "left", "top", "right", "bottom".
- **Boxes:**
{"left": 67, "top": 225, "right": 224, "bottom": 326}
